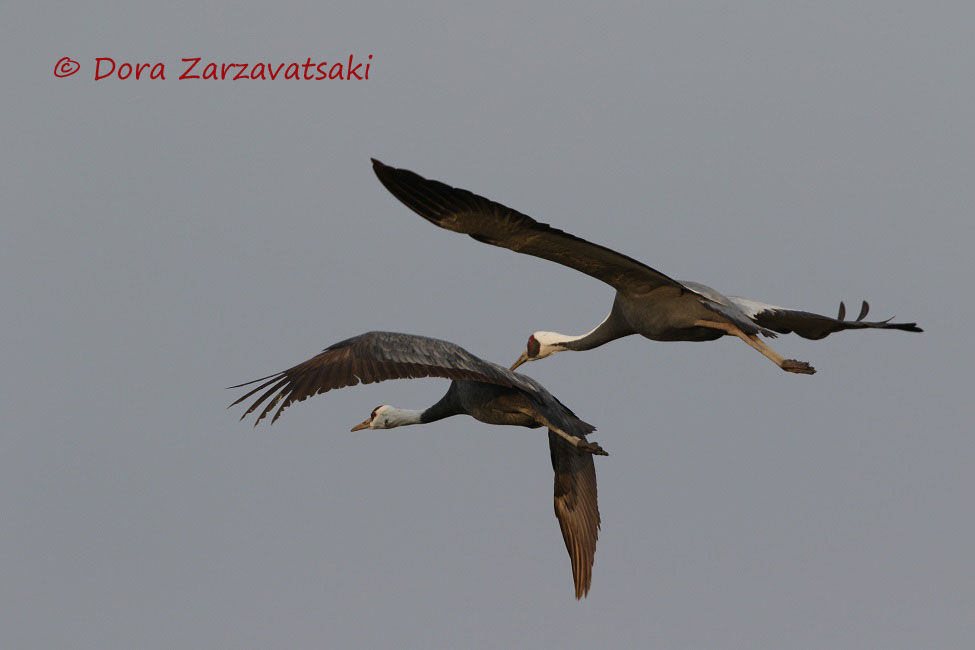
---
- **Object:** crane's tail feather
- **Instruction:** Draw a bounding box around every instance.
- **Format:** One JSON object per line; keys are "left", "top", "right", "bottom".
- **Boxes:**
{"left": 835, "top": 300, "right": 922, "bottom": 333}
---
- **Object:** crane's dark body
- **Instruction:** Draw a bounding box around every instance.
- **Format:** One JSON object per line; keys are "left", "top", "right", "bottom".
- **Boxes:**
{"left": 429, "top": 381, "right": 541, "bottom": 428}
{"left": 571, "top": 290, "right": 728, "bottom": 348}
{"left": 229, "top": 331, "right": 601, "bottom": 598}
{"left": 371, "top": 159, "right": 922, "bottom": 372}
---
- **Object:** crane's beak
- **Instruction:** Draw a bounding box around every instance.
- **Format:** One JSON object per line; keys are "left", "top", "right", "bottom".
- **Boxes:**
{"left": 510, "top": 351, "right": 529, "bottom": 371}
{"left": 350, "top": 418, "right": 372, "bottom": 432}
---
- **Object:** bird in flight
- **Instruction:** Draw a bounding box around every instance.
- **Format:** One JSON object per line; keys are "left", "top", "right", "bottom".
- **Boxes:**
{"left": 229, "top": 331, "right": 604, "bottom": 598}
{"left": 371, "top": 159, "right": 921, "bottom": 375}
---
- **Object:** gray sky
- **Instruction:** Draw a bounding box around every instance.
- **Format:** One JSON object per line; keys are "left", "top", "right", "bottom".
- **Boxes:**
{"left": 3, "top": 2, "right": 973, "bottom": 648}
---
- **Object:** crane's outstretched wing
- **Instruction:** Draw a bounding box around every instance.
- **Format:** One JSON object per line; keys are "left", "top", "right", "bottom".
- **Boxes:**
{"left": 728, "top": 298, "right": 923, "bottom": 340}
{"left": 549, "top": 430, "right": 600, "bottom": 600}
{"left": 229, "top": 331, "right": 540, "bottom": 425}
{"left": 372, "top": 158, "right": 686, "bottom": 294}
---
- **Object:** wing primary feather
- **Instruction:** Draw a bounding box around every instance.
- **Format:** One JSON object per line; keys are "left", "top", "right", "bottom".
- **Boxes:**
{"left": 226, "top": 371, "right": 283, "bottom": 390}
{"left": 234, "top": 375, "right": 286, "bottom": 416}
{"left": 282, "top": 370, "right": 318, "bottom": 409}
{"left": 228, "top": 374, "right": 284, "bottom": 408}
{"left": 270, "top": 395, "right": 294, "bottom": 424}
{"left": 245, "top": 377, "right": 290, "bottom": 423}
{"left": 253, "top": 381, "right": 292, "bottom": 425}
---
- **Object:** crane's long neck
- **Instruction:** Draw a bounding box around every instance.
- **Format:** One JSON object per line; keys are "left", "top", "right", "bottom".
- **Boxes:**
{"left": 546, "top": 304, "right": 632, "bottom": 352}
{"left": 407, "top": 385, "right": 462, "bottom": 425}
{"left": 380, "top": 407, "right": 427, "bottom": 427}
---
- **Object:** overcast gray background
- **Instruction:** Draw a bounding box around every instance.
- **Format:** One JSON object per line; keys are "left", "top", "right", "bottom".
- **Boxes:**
{"left": 3, "top": 2, "right": 973, "bottom": 648}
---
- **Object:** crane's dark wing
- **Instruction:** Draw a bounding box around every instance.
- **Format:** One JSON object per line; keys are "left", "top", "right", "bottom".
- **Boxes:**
{"left": 728, "top": 298, "right": 923, "bottom": 340}
{"left": 229, "top": 331, "right": 540, "bottom": 425}
{"left": 372, "top": 158, "right": 686, "bottom": 294}
{"left": 549, "top": 430, "right": 600, "bottom": 599}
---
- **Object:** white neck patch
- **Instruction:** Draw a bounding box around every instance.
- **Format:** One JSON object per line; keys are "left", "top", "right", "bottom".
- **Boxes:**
{"left": 373, "top": 405, "right": 424, "bottom": 428}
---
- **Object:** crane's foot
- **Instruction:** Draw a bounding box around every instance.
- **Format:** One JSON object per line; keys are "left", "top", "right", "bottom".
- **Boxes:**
{"left": 579, "top": 439, "right": 609, "bottom": 456}
{"left": 781, "top": 359, "right": 816, "bottom": 374}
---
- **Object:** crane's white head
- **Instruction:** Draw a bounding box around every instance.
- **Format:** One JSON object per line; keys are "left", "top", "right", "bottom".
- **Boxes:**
{"left": 350, "top": 405, "right": 422, "bottom": 431}
{"left": 510, "top": 332, "right": 567, "bottom": 371}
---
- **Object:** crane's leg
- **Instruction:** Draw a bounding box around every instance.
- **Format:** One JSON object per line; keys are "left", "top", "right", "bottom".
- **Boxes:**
{"left": 522, "top": 410, "right": 609, "bottom": 455}
{"left": 693, "top": 320, "right": 816, "bottom": 374}
{"left": 550, "top": 426, "right": 608, "bottom": 456}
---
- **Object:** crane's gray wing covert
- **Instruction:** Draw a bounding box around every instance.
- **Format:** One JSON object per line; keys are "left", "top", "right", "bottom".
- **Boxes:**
{"left": 728, "top": 298, "right": 923, "bottom": 340}
{"left": 229, "top": 331, "right": 541, "bottom": 425}
{"left": 549, "top": 430, "right": 600, "bottom": 599}
{"left": 372, "top": 159, "right": 687, "bottom": 294}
